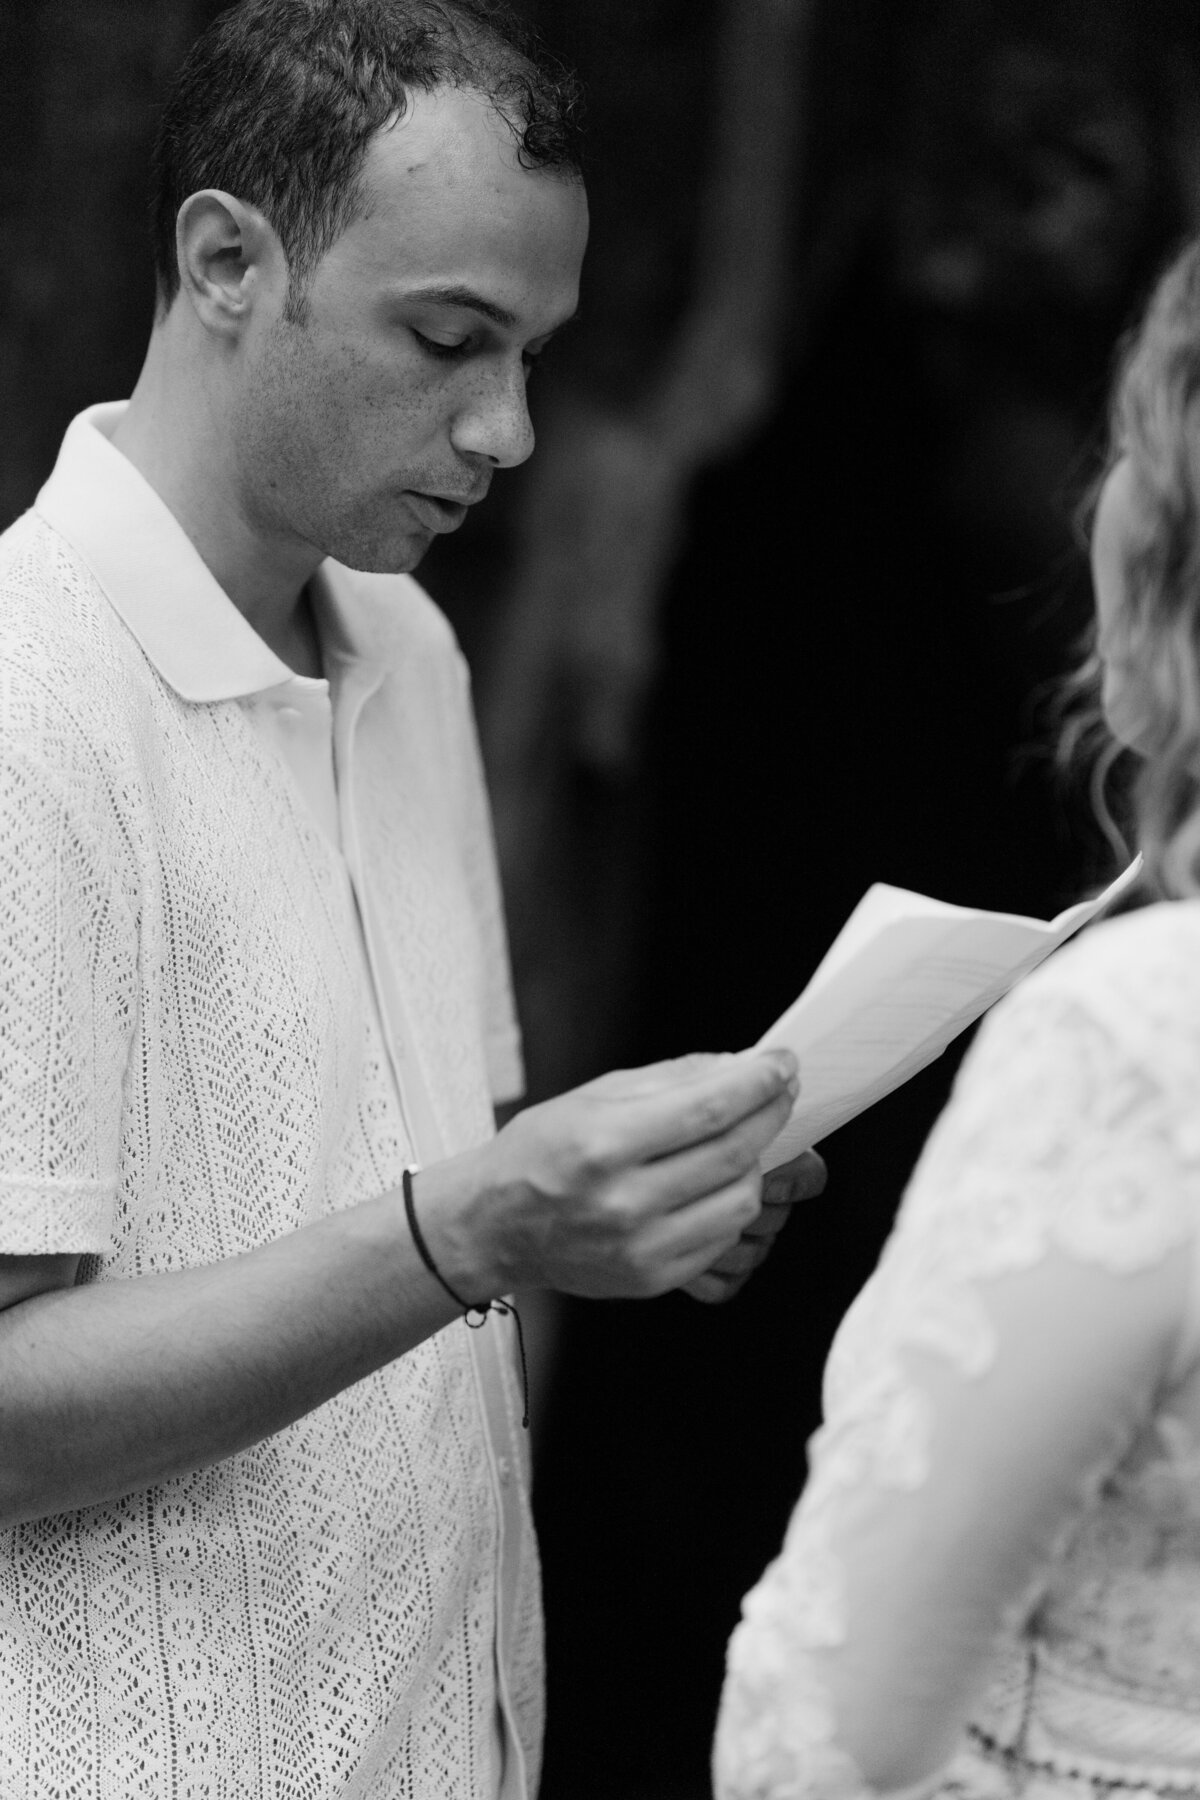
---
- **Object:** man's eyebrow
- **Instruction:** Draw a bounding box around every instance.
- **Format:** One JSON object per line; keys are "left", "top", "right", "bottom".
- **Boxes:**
{"left": 395, "top": 283, "right": 578, "bottom": 335}
{"left": 395, "top": 284, "right": 518, "bottom": 328}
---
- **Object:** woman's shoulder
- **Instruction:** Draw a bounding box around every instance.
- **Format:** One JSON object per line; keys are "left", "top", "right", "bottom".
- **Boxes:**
{"left": 896, "top": 897, "right": 1200, "bottom": 1276}
{"left": 1050, "top": 892, "right": 1200, "bottom": 971}
{"left": 945, "top": 895, "right": 1200, "bottom": 1185}
{"left": 1010, "top": 896, "right": 1200, "bottom": 1063}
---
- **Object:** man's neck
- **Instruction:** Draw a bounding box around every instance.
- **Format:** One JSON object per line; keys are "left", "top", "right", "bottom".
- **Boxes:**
{"left": 271, "top": 583, "right": 326, "bottom": 681}
{"left": 111, "top": 335, "right": 322, "bottom": 671}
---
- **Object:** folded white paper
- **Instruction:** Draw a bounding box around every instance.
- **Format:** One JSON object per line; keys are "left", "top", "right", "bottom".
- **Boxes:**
{"left": 754, "top": 858, "right": 1143, "bottom": 1171}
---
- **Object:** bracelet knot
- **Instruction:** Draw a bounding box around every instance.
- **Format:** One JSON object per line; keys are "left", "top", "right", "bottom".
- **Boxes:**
{"left": 402, "top": 1167, "right": 529, "bottom": 1430}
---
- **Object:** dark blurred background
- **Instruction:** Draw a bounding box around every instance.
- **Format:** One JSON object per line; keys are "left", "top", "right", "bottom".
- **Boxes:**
{"left": 4, "top": 1, "right": 1199, "bottom": 1794}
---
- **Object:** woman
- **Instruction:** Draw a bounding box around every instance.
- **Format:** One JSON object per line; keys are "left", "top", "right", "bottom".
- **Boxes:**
{"left": 714, "top": 239, "right": 1200, "bottom": 1800}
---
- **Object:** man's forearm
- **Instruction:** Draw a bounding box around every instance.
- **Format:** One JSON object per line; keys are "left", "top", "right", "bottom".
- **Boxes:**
{"left": 0, "top": 1185, "right": 456, "bottom": 1526}
{"left": 0, "top": 1048, "right": 799, "bottom": 1527}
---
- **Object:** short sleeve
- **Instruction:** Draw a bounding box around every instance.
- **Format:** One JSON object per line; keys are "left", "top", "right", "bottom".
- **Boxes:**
{"left": 0, "top": 738, "right": 137, "bottom": 1253}
{"left": 714, "top": 974, "right": 1200, "bottom": 1800}
{"left": 450, "top": 650, "right": 524, "bottom": 1107}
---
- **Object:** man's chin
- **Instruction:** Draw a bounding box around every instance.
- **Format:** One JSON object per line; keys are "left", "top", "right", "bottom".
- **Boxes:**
{"left": 323, "top": 526, "right": 434, "bottom": 577}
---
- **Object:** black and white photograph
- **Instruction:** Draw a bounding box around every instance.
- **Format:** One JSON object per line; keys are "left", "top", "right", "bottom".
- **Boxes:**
{"left": 2, "top": 2, "right": 1200, "bottom": 1796}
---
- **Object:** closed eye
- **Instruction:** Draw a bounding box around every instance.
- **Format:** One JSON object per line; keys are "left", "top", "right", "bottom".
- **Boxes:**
{"left": 413, "top": 328, "right": 554, "bottom": 382}
{"left": 411, "top": 329, "right": 473, "bottom": 361}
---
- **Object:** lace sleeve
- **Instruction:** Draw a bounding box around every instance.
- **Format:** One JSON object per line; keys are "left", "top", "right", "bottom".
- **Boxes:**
{"left": 714, "top": 975, "right": 1200, "bottom": 1800}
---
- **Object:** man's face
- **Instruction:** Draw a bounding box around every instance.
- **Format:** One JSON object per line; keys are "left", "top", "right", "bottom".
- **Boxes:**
{"left": 234, "top": 85, "right": 588, "bottom": 573}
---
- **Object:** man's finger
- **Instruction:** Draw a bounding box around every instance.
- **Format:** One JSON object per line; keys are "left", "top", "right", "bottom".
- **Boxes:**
{"left": 608, "top": 1050, "right": 797, "bottom": 1170}
{"left": 634, "top": 1173, "right": 762, "bottom": 1287}
{"left": 680, "top": 1269, "right": 741, "bottom": 1304}
{"left": 737, "top": 1199, "right": 793, "bottom": 1240}
{"left": 642, "top": 1082, "right": 795, "bottom": 1214}
{"left": 763, "top": 1149, "right": 828, "bottom": 1206}
{"left": 581, "top": 1053, "right": 733, "bottom": 1103}
{"left": 698, "top": 1236, "right": 767, "bottom": 1279}
{"left": 677, "top": 1152, "right": 828, "bottom": 1303}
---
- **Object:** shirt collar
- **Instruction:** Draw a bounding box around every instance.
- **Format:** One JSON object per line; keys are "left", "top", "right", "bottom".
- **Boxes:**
{"left": 34, "top": 401, "right": 369, "bottom": 703}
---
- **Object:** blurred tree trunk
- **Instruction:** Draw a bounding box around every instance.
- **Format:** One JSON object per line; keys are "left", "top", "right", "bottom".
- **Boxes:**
{"left": 482, "top": 0, "right": 836, "bottom": 1101}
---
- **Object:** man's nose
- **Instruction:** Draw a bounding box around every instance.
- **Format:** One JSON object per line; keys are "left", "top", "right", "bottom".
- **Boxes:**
{"left": 449, "top": 362, "right": 536, "bottom": 469}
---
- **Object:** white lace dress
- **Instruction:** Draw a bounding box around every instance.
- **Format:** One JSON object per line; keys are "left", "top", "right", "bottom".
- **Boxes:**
{"left": 715, "top": 898, "right": 1200, "bottom": 1800}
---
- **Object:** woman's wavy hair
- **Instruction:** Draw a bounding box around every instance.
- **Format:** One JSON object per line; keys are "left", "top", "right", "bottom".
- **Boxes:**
{"left": 1062, "top": 238, "right": 1200, "bottom": 898}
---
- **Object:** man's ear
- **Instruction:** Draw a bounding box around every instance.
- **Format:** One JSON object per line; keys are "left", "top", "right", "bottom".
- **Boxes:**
{"left": 175, "top": 189, "right": 279, "bottom": 336}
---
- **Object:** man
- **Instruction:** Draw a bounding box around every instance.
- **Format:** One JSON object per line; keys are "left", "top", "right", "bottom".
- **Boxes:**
{"left": 0, "top": 2, "right": 823, "bottom": 1794}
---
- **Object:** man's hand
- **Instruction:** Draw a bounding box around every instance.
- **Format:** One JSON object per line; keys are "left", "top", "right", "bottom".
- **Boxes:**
{"left": 414, "top": 1051, "right": 801, "bottom": 1303}
{"left": 0, "top": 1053, "right": 807, "bottom": 1527}
{"left": 680, "top": 1149, "right": 828, "bottom": 1304}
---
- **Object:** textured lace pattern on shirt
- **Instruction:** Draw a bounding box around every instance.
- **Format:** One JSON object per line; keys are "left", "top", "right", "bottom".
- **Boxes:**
{"left": 0, "top": 511, "right": 538, "bottom": 1798}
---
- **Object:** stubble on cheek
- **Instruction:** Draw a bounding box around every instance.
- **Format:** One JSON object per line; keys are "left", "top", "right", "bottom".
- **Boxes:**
{"left": 238, "top": 319, "right": 463, "bottom": 569}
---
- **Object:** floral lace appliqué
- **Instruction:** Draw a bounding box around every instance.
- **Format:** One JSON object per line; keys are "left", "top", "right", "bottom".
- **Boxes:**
{"left": 716, "top": 963, "right": 1200, "bottom": 1800}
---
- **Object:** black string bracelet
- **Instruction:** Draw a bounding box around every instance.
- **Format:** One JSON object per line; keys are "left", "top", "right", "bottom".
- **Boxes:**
{"left": 402, "top": 1167, "right": 529, "bottom": 1430}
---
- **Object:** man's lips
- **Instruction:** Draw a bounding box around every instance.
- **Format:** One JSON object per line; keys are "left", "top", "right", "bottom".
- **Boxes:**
{"left": 402, "top": 490, "right": 486, "bottom": 534}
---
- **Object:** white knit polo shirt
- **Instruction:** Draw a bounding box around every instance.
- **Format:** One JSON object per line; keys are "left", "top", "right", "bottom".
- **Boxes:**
{"left": 0, "top": 404, "right": 540, "bottom": 1799}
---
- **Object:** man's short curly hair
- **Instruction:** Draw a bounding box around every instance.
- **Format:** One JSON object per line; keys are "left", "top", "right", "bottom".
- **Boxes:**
{"left": 151, "top": 0, "right": 584, "bottom": 317}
